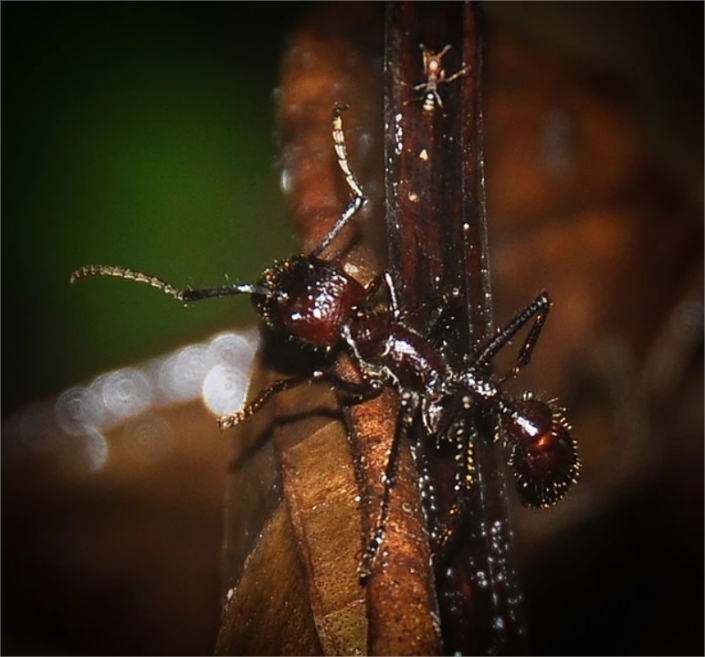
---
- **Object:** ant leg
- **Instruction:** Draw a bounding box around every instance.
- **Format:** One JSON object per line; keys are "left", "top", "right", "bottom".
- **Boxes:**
{"left": 442, "top": 64, "right": 471, "bottom": 85}
{"left": 310, "top": 104, "right": 367, "bottom": 258}
{"left": 358, "top": 391, "right": 417, "bottom": 581}
{"left": 70, "top": 265, "right": 273, "bottom": 303}
{"left": 409, "top": 438, "right": 440, "bottom": 538}
{"left": 341, "top": 324, "right": 389, "bottom": 381}
{"left": 218, "top": 374, "right": 315, "bottom": 429}
{"left": 217, "top": 370, "right": 381, "bottom": 429}
{"left": 475, "top": 291, "right": 552, "bottom": 384}
{"left": 401, "top": 81, "right": 424, "bottom": 109}
{"left": 433, "top": 409, "right": 476, "bottom": 555}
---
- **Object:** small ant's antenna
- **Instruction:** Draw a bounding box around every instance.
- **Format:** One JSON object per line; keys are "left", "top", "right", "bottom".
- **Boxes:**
{"left": 421, "top": 42, "right": 451, "bottom": 61}
{"left": 310, "top": 104, "right": 367, "bottom": 258}
{"left": 70, "top": 265, "right": 280, "bottom": 302}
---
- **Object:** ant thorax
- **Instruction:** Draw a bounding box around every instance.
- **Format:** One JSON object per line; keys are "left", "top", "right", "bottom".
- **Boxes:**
{"left": 350, "top": 316, "right": 451, "bottom": 392}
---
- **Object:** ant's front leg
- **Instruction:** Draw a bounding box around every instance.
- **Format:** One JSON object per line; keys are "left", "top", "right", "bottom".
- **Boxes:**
{"left": 217, "top": 370, "right": 382, "bottom": 429}
{"left": 475, "top": 291, "right": 552, "bottom": 384}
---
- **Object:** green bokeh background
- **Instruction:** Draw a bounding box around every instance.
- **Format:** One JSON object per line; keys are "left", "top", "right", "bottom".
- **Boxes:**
{"left": 3, "top": 3, "right": 309, "bottom": 416}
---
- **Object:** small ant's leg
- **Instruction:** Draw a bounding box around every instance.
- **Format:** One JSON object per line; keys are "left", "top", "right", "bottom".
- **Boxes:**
{"left": 358, "top": 391, "right": 417, "bottom": 582}
{"left": 310, "top": 104, "right": 366, "bottom": 258}
{"left": 70, "top": 265, "right": 271, "bottom": 303}
{"left": 217, "top": 370, "right": 381, "bottom": 429}
{"left": 401, "top": 81, "right": 424, "bottom": 109}
{"left": 475, "top": 291, "right": 552, "bottom": 383}
{"left": 443, "top": 64, "right": 471, "bottom": 85}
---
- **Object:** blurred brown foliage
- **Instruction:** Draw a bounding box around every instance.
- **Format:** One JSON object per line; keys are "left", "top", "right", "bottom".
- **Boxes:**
{"left": 484, "top": 4, "right": 703, "bottom": 654}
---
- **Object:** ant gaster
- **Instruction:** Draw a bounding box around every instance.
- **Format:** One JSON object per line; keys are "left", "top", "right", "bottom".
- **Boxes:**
{"left": 71, "top": 104, "right": 580, "bottom": 581}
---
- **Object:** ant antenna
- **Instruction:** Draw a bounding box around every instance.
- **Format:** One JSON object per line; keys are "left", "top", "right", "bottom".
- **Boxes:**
{"left": 69, "top": 105, "right": 366, "bottom": 303}
{"left": 70, "top": 265, "right": 280, "bottom": 302}
{"left": 310, "top": 104, "right": 367, "bottom": 258}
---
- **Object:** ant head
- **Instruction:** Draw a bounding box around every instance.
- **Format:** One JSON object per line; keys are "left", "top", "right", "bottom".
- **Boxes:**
{"left": 498, "top": 393, "right": 580, "bottom": 508}
{"left": 253, "top": 255, "right": 368, "bottom": 349}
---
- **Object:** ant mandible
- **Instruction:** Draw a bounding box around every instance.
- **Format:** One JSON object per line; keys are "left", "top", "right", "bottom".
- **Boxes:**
{"left": 71, "top": 104, "right": 580, "bottom": 581}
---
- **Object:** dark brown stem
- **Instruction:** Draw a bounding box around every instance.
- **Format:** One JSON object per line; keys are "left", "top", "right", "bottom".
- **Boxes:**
{"left": 384, "top": 2, "right": 528, "bottom": 654}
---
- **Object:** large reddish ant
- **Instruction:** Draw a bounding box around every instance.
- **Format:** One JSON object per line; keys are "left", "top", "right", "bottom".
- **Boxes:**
{"left": 71, "top": 104, "right": 579, "bottom": 581}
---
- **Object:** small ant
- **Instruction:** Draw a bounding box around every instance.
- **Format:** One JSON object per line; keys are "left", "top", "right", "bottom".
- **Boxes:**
{"left": 71, "top": 104, "right": 579, "bottom": 581}
{"left": 407, "top": 44, "right": 471, "bottom": 114}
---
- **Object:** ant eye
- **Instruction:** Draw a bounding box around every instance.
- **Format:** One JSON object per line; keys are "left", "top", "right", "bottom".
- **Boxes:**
{"left": 500, "top": 397, "right": 580, "bottom": 508}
